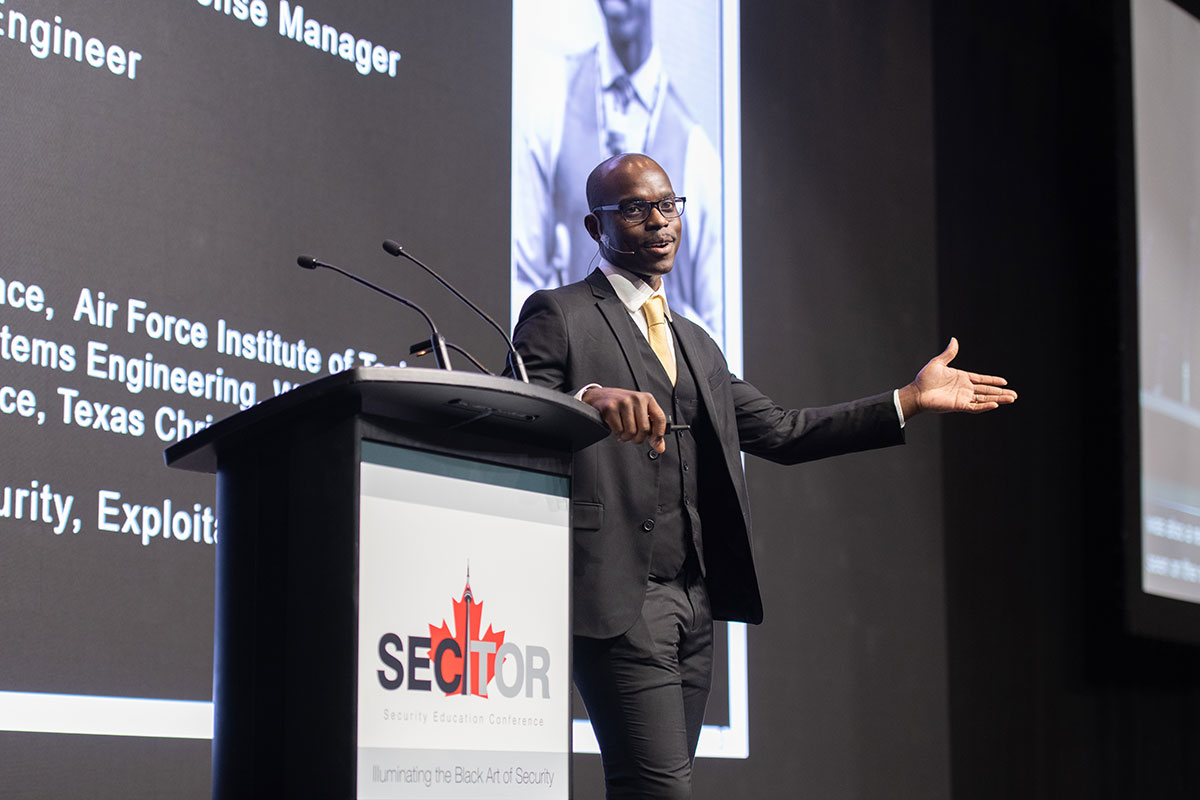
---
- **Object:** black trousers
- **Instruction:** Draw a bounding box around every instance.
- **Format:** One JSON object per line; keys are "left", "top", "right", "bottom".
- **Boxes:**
{"left": 573, "top": 570, "right": 713, "bottom": 799}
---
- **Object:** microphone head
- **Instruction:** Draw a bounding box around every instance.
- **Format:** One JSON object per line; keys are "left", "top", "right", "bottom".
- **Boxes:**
{"left": 600, "top": 235, "right": 635, "bottom": 255}
{"left": 382, "top": 239, "right": 403, "bottom": 257}
{"left": 297, "top": 254, "right": 319, "bottom": 270}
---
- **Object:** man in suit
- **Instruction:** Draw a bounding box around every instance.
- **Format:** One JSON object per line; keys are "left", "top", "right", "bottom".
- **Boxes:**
{"left": 511, "top": 153, "right": 1016, "bottom": 798}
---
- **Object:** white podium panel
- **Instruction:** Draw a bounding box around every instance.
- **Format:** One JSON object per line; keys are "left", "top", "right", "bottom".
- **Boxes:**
{"left": 356, "top": 441, "right": 571, "bottom": 799}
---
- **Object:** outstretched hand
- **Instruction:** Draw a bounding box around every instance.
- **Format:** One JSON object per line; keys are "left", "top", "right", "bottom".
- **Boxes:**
{"left": 898, "top": 337, "right": 1017, "bottom": 419}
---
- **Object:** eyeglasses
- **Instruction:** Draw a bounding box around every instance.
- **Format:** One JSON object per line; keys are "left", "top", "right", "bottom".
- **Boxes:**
{"left": 591, "top": 196, "right": 686, "bottom": 224}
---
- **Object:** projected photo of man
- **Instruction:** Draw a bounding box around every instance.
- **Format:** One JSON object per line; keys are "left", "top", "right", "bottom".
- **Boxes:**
{"left": 513, "top": 0, "right": 726, "bottom": 343}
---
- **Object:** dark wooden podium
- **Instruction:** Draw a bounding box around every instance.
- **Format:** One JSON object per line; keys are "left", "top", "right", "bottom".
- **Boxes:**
{"left": 166, "top": 367, "right": 605, "bottom": 799}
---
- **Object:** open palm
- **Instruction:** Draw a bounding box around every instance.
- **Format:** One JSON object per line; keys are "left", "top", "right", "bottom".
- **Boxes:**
{"left": 902, "top": 337, "right": 1017, "bottom": 416}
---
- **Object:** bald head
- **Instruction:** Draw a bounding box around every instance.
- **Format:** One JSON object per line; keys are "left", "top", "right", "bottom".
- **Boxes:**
{"left": 586, "top": 153, "right": 665, "bottom": 211}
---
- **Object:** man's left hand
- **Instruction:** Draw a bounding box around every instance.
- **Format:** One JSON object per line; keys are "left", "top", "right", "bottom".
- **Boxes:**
{"left": 898, "top": 337, "right": 1017, "bottom": 419}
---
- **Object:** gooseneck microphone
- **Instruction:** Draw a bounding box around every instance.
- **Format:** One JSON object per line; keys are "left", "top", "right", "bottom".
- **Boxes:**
{"left": 297, "top": 254, "right": 452, "bottom": 370}
{"left": 381, "top": 239, "right": 529, "bottom": 383}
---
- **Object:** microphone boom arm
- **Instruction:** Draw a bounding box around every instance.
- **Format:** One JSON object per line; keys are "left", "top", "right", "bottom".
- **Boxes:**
{"left": 297, "top": 255, "right": 452, "bottom": 370}
{"left": 382, "top": 239, "right": 528, "bottom": 382}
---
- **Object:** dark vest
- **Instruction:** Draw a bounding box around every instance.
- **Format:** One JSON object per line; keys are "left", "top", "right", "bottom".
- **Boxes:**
{"left": 632, "top": 319, "right": 705, "bottom": 580}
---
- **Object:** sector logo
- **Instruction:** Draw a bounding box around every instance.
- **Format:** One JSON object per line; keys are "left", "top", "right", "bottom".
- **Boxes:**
{"left": 375, "top": 566, "right": 552, "bottom": 699}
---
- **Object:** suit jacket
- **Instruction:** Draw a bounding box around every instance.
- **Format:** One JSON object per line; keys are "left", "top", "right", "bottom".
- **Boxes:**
{"left": 513, "top": 269, "right": 905, "bottom": 639}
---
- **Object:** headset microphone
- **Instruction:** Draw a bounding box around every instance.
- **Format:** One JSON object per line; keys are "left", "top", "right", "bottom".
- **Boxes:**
{"left": 601, "top": 235, "right": 636, "bottom": 255}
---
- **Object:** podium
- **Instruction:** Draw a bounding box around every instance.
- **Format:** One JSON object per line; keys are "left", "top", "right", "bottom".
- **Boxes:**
{"left": 166, "top": 367, "right": 606, "bottom": 799}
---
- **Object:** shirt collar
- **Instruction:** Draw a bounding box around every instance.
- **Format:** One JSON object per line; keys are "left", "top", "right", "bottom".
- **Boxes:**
{"left": 600, "top": 261, "right": 672, "bottom": 320}
{"left": 599, "top": 38, "right": 664, "bottom": 111}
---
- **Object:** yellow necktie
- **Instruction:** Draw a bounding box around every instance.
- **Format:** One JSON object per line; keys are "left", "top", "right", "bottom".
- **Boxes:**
{"left": 642, "top": 295, "right": 676, "bottom": 385}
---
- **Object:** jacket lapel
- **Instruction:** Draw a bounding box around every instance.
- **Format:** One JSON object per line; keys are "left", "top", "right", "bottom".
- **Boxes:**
{"left": 587, "top": 269, "right": 654, "bottom": 392}
{"left": 672, "top": 318, "right": 723, "bottom": 429}
{"left": 672, "top": 314, "right": 747, "bottom": 517}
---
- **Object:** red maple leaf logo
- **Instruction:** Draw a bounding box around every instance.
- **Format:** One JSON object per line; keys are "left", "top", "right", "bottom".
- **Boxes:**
{"left": 428, "top": 572, "right": 505, "bottom": 697}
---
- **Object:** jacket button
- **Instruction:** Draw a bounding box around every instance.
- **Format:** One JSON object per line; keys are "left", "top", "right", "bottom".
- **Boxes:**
{"left": 648, "top": 449, "right": 659, "bottom": 460}
{"left": 642, "top": 519, "right": 655, "bottom": 532}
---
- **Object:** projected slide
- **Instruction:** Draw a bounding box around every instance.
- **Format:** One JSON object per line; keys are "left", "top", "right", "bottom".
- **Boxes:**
{"left": 510, "top": 0, "right": 746, "bottom": 759}
{"left": 1133, "top": 0, "right": 1200, "bottom": 604}
{"left": 0, "top": 0, "right": 514, "bottom": 749}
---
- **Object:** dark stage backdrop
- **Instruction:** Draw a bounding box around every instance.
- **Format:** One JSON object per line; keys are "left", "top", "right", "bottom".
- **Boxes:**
{"left": 935, "top": 1, "right": 1200, "bottom": 799}
{"left": 729, "top": 1, "right": 949, "bottom": 798}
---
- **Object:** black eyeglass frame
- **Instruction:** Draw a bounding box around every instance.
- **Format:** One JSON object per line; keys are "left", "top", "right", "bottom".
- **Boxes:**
{"left": 590, "top": 196, "right": 687, "bottom": 223}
